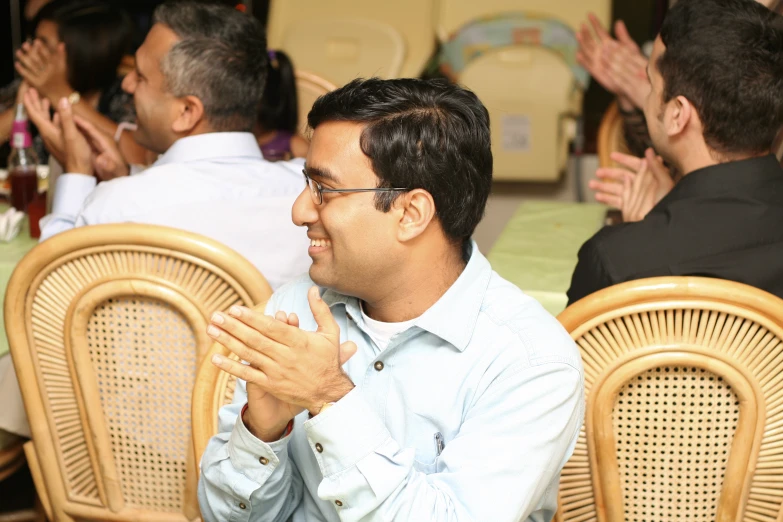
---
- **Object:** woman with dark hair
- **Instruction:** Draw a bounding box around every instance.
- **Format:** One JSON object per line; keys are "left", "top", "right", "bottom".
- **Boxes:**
{"left": 3, "top": 0, "right": 147, "bottom": 168}
{"left": 255, "top": 50, "right": 309, "bottom": 160}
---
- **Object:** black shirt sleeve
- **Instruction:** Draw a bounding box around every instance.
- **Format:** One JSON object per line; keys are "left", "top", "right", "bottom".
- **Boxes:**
{"left": 566, "top": 238, "right": 614, "bottom": 306}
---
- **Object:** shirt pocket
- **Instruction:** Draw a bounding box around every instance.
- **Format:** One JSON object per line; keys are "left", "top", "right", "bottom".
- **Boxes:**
{"left": 411, "top": 428, "right": 443, "bottom": 474}
{"left": 413, "top": 455, "right": 440, "bottom": 475}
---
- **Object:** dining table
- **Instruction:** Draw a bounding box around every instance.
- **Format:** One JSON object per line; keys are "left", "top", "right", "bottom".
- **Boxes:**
{"left": 487, "top": 200, "right": 607, "bottom": 317}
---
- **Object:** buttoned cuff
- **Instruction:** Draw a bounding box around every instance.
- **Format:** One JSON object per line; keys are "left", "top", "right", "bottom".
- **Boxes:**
{"left": 227, "top": 408, "right": 294, "bottom": 484}
{"left": 52, "top": 174, "right": 96, "bottom": 216}
{"left": 303, "top": 387, "right": 391, "bottom": 476}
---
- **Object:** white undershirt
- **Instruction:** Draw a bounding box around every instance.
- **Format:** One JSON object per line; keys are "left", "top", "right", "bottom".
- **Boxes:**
{"left": 360, "top": 303, "right": 418, "bottom": 351}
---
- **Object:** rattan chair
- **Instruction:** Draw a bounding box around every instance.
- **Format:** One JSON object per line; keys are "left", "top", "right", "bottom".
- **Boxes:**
{"left": 5, "top": 224, "right": 273, "bottom": 522}
{"left": 191, "top": 301, "right": 266, "bottom": 474}
{"left": 555, "top": 277, "right": 783, "bottom": 522}
{"left": 597, "top": 101, "right": 631, "bottom": 168}
{"left": 295, "top": 70, "right": 336, "bottom": 136}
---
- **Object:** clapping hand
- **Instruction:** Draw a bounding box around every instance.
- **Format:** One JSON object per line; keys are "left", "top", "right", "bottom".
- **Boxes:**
{"left": 208, "top": 287, "right": 358, "bottom": 441}
{"left": 15, "top": 39, "right": 69, "bottom": 102}
{"left": 589, "top": 148, "right": 674, "bottom": 222}
{"left": 577, "top": 14, "right": 649, "bottom": 110}
{"left": 23, "top": 88, "right": 65, "bottom": 164}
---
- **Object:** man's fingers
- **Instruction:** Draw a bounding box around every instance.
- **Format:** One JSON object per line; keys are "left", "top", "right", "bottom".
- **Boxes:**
{"left": 73, "top": 115, "right": 113, "bottom": 152}
{"left": 207, "top": 312, "right": 286, "bottom": 369}
{"left": 595, "top": 167, "right": 633, "bottom": 183}
{"left": 594, "top": 192, "right": 622, "bottom": 208}
{"left": 610, "top": 152, "right": 644, "bottom": 172}
{"left": 307, "top": 286, "right": 339, "bottom": 340}
{"left": 211, "top": 353, "right": 270, "bottom": 388}
{"left": 589, "top": 179, "right": 624, "bottom": 197}
{"left": 287, "top": 313, "right": 300, "bottom": 328}
{"left": 588, "top": 13, "right": 610, "bottom": 41}
{"left": 614, "top": 20, "right": 638, "bottom": 50}
{"left": 57, "top": 98, "right": 82, "bottom": 147}
{"left": 209, "top": 310, "right": 289, "bottom": 362}
{"left": 338, "top": 341, "right": 358, "bottom": 366}
{"left": 224, "top": 304, "right": 300, "bottom": 346}
{"left": 577, "top": 25, "right": 597, "bottom": 56}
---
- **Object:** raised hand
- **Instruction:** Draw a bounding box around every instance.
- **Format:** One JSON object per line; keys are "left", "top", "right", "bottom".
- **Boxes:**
{"left": 23, "top": 88, "right": 65, "bottom": 164}
{"left": 57, "top": 97, "right": 93, "bottom": 176}
{"left": 73, "top": 116, "right": 130, "bottom": 180}
{"left": 601, "top": 40, "right": 651, "bottom": 109}
{"left": 15, "top": 39, "right": 68, "bottom": 102}
{"left": 577, "top": 14, "right": 648, "bottom": 110}
{"left": 208, "top": 287, "right": 358, "bottom": 441}
{"left": 590, "top": 149, "right": 674, "bottom": 222}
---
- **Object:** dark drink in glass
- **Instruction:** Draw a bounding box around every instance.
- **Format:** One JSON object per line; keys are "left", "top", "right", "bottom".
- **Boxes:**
{"left": 10, "top": 166, "right": 38, "bottom": 212}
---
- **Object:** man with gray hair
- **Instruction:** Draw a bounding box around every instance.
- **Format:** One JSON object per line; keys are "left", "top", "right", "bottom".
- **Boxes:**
{"left": 34, "top": 0, "right": 310, "bottom": 290}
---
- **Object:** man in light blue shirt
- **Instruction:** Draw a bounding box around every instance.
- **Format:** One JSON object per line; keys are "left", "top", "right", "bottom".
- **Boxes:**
{"left": 199, "top": 78, "right": 584, "bottom": 522}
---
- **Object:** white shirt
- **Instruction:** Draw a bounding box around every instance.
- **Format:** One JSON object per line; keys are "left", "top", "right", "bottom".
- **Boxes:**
{"left": 40, "top": 132, "right": 311, "bottom": 290}
{"left": 199, "top": 243, "right": 584, "bottom": 522}
{"left": 359, "top": 303, "right": 417, "bottom": 351}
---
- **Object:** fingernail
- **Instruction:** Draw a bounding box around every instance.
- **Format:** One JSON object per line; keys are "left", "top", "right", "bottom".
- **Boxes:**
{"left": 207, "top": 325, "right": 221, "bottom": 338}
{"left": 211, "top": 312, "right": 224, "bottom": 325}
{"left": 211, "top": 354, "right": 223, "bottom": 366}
{"left": 228, "top": 306, "right": 242, "bottom": 317}
{"left": 59, "top": 97, "right": 69, "bottom": 109}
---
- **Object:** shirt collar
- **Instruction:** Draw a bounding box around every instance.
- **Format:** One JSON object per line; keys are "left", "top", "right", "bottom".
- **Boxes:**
{"left": 652, "top": 154, "right": 783, "bottom": 211}
{"left": 321, "top": 241, "right": 492, "bottom": 352}
{"left": 153, "top": 132, "right": 263, "bottom": 167}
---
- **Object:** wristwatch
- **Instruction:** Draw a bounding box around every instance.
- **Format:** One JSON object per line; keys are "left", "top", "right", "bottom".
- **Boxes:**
{"left": 67, "top": 91, "right": 81, "bottom": 106}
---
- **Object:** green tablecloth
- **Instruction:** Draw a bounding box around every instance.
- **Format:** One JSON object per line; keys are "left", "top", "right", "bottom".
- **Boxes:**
{"left": 0, "top": 203, "right": 39, "bottom": 356}
{"left": 488, "top": 201, "right": 606, "bottom": 316}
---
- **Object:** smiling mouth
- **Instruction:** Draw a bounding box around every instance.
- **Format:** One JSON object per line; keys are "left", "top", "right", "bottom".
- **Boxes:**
{"left": 310, "top": 239, "right": 332, "bottom": 248}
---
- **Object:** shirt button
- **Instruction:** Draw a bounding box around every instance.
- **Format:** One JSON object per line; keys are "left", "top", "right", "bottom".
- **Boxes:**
{"left": 374, "top": 361, "right": 384, "bottom": 371}
{"left": 239, "top": 503, "right": 247, "bottom": 510}
{"left": 335, "top": 500, "right": 343, "bottom": 507}
{"left": 315, "top": 443, "right": 323, "bottom": 453}
{"left": 259, "top": 457, "right": 269, "bottom": 465}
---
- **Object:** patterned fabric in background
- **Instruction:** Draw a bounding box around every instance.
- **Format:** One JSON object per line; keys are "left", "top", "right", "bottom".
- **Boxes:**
{"left": 0, "top": 77, "right": 136, "bottom": 167}
{"left": 438, "top": 13, "right": 589, "bottom": 90}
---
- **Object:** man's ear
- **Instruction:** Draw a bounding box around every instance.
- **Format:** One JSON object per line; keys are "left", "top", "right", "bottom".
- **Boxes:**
{"left": 665, "top": 95, "right": 694, "bottom": 138}
{"left": 396, "top": 189, "right": 436, "bottom": 243}
{"left": 171, "top": 95, "right": 205, "bottom": 134}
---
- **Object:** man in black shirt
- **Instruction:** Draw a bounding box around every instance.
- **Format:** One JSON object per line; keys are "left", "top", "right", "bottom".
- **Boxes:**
{"left": 568, "top": 0, "right": 783, "bottom": 305}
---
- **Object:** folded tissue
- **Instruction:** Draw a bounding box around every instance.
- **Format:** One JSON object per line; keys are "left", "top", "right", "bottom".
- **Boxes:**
{"left": 0, "top": 207, "right": 25, "bottom": 242}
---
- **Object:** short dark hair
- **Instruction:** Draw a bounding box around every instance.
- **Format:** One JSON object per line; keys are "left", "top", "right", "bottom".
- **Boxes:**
{"left": 153, "top": 1, "right": 267, "bottom": 132}
{"left": 308, "top": 78, "right": 493, "bottom": 246}
{"left": 35, "top": 0, "right": 134, "bottom": 95}
{"left": 658, "top": 0, "right": 783, "bottom": 155}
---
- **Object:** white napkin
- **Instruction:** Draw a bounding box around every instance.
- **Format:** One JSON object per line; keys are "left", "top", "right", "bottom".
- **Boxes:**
{"left": 0, "top": 207, "right": 25, "bottom": 242}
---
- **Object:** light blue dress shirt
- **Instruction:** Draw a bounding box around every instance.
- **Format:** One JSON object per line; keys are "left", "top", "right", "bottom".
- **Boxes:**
{"left": 198, "top": 244, "right": 584, "bottom": 522}
{"left": 39, "top": 132, "right": 311, "bottom": 289}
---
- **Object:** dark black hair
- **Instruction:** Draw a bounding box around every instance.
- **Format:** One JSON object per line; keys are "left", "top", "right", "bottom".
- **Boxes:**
{"left": 154, "top": 0, "right": 268, "bottom": 132}
{"left": 34, "top": 0, "right": 134, "bottom": 95}
{"left": 308, "top": 78, "right": 493, "bottom": 246}
{"left": 259, "top": 50, "right": 298, "bottom": 134}
{"left": 658, "top": 0, "right": 783, "bottom": 155}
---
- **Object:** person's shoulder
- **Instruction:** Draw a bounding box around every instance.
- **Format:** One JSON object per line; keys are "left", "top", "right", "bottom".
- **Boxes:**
{"left": 477, "top": 272, "right": 581, "bottom": 370}
{"left": 265, "top": 273, "right": 317, "bottom": 314}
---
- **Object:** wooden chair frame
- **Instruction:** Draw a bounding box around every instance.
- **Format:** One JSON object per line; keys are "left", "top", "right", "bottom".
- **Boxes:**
{"left": 5, "top": 224, "right": 272, "bottom": 522}
{"left": 555, "top": 277, "right": 783, "bottom": 522}
{"left": 191, "top": 301, "right": 267, "bottom": 474}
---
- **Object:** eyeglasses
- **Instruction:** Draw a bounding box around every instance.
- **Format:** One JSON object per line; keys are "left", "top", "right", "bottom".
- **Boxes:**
{"left": 303, "top": 169, "right": 408, "bottom": 205}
